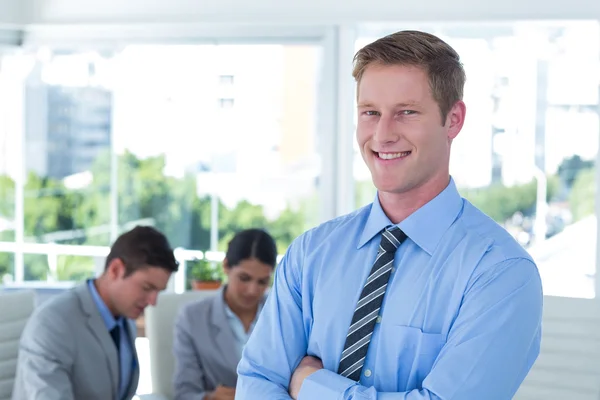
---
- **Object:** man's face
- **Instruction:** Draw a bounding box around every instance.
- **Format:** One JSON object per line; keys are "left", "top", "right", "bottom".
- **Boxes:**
{"left": 107, "top": 260, "right": 172, "bottom": 319}
{"left": 356, "top": 63, "right": 465, "bottom": 196}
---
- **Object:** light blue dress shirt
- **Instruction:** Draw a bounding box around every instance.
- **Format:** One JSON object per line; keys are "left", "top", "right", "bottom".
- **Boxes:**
{"left": 236, "top": 178, "right": 543, "bottom": 400}
{"left": 87, "top": 279, "right": 135, "bottom": 400}
{"left": 224, "top": 300, "right": 261, "bottom": 358}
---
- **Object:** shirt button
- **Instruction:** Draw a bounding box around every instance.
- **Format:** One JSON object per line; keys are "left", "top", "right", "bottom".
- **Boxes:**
{"left": 364, "top": 369, "right": 372, "bottom": 377}
{"left": 376, "top": 316, "right": 382, "bottom": 323}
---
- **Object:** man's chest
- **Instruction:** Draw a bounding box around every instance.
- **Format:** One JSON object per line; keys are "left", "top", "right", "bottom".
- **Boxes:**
{"left": 307, "top": 244, "right": 466, "bottom": 330}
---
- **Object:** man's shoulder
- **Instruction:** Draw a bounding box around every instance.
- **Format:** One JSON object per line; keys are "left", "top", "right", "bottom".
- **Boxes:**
{"left": 27, "top": 286, "right": 84, "bottom": 332}
{"left": 461, "top": 201, "right": 532, "bottom": 257}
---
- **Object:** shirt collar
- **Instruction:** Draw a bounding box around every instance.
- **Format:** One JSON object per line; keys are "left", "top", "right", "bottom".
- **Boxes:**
{"left": 224, "top": 301, "right": 236, "bottom": 320}
{"left": 87, "top": 279, "right": 120, "bottom": 331}
{"left": 222, "top": 286, "right": 263, "bottom": 323}
{"left": 358, "top": 177, "right": 464, "bottom": 255}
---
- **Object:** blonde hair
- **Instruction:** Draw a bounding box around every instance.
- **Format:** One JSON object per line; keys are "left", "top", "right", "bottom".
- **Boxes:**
{"left": 353, "top": 30, "right": 466, "bottom": 123}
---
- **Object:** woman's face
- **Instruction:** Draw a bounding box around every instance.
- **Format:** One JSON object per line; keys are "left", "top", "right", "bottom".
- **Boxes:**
{"left": 224, "top": 257, "right": 273, "bottom": 312}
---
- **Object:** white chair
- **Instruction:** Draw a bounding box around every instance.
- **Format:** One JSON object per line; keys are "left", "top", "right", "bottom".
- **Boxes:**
{"left": 143, "top": 290, "right": 219, "bottom": 400}
{"left": 514, "top": 295, "right": 600, "bottom": 400}
{"left": 0, "top": 290, "right": 36, "bottom": 400}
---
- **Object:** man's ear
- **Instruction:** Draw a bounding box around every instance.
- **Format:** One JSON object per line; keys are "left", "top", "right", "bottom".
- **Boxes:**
{"left": 446, "top": 100, "right": 466, "bottom": 141}
{"left": 106, "top": 258, "right": 125, "bottom": 280}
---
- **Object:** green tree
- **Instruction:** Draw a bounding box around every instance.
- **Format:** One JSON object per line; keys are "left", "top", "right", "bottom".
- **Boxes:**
{"left": 24, "top": 173, "right": 66, "bottom": 239}
{"left": 218, "top": 200, "right": 269, "bottom": 250}
{"left": 355, "top": 180, "right": 377, "bottom": 208}
{"left": 356, "top": 176, "right": 560, "bottom": 225}
{"left": 0, "top": 175, "right": 14, "bottom": 221}
{"left": 460, "top": 176, "right": 559, "bottom": 223}
{"left": 267, "top": 205, "right": 307, "bottom": 252}
{"left": 570, "top": 167, "right": 595, "bottom": 222}
{"left": 0, "top": 175, "right": 15, "bottom": 279}
{"left": 558, "top": 155, "right": 594, "bottom": 188}
{"left": 3, "top": 150, "right": 311, "bottom": 282}
{"left": 77, "top": 150, "right": 207, "bottom": 249}
{"left": 55, "top": 255, "right": 96, "bottom": 282}
{"left": 21, "top": 172, "right": 88, "bottom": 279}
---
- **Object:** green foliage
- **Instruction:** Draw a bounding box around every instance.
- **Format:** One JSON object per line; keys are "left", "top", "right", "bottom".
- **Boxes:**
{"left": 23, "top": 254, "right": 48, "bottom": 281}
{"left": 558, "top": 155, "right": 594, "bottom": 189}
{"left": 187, "top": 258, "right": 222, "bottom": 282}
{"left": 0, "top": 175, "right": 15, "bottom": 278}
{"left": 0, "top": 252, "right": 13, "bottom": 281}
{"left": 355, "top": 180, "right": 377, "bottom": 209}
{"left": 218, "top": 200, "right": 269, "bottom": 251}
{"left": 55, "top": 256, "right": 97, "bottom": 282}
{"left": 355, "top": 175, "right": 562, "bottom": 225}
{"left": 266, "top": 206, "right": 307, "bottom": 254}
{"left": 0, "top": 151, "right": 312, "bottom": 282}
{"left": 460, "top": 175, "right": 559, "bottom": 223}
{"left": 3, "top": 150, "right": 594, "bottom": 283}
{"left": 0, "top": 175, "right": 15, "bottom": 218}
{"left": 570, "top": 168, "right": 595, "bottom": 222}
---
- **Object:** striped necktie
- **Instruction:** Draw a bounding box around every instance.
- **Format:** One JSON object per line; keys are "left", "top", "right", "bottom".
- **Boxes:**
{"left": 337, "top": 225, "right": 407, "bottom": 381}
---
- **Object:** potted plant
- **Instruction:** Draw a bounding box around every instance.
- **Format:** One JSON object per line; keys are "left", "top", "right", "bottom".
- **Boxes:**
{"left": 188, "top": 258, "right": 222, "bottom": 290}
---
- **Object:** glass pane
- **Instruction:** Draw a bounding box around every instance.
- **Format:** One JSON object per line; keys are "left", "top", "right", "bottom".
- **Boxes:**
{"left": 113, "top": 44, "right": 321, "bottom": 256}
{"left": 53, "top": 255, "right": 96, "bottom": 282}
{"left": 0, "top": 252, "right": 14, "bottom": 284}
{"left": 24, "top": 253, "right": 49, "bottom": 281}
{"left": 22, "top": 50, "right": 114, "bottom": 252}
{"left": 0, "top": 51, "right": 25, "bottom": 282}
{"left": 15, "top": 43, "right": 322, "bottom": 282}
{"left": 355, "top": 21, "right": 599, "bottom": 298}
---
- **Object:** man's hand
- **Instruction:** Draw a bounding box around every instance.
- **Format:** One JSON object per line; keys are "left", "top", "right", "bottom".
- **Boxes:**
{"left": 205, "top": 385, "right": 235, "bottom": 400}
{"left": 289, "top": 356, "right": 324, "bottom": 400}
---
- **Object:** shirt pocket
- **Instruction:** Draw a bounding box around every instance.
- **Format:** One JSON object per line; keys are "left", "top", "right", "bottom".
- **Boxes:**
{"left": 378, "top": 324, "right": 446, "bottom": 391}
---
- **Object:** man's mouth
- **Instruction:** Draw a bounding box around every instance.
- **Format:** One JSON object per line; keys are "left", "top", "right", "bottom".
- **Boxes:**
{"left": 374, "top": 151, "right": 411, "bottom": 160}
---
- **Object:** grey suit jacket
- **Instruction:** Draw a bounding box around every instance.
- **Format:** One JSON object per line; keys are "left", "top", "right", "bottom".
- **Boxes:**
{"left": 172, "top": 289, "right": 266, "bottom": 400}
{"left": 11, "top": 283, "right": 139, "bottom": 400}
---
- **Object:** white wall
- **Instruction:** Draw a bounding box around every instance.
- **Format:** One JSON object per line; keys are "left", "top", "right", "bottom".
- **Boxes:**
{"left": 0, "top": 0, "right": 23, "bottom": 25}
{"left": 24, "top": 0, "right": 600, "bottom": 25}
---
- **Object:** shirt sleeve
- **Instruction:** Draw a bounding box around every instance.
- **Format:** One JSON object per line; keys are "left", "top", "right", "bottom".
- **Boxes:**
{"left": 235, "top": 236, "right": 309, "bottom": 400}
{"left": 297, "top": 258, "right": 543, "bottom": 400}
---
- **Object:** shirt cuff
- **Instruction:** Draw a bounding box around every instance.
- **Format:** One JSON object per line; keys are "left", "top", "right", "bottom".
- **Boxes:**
{"left": 298, "top": 369, "right": 356, "bottom": 400}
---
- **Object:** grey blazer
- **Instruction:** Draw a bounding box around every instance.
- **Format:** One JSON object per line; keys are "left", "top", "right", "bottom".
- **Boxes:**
{"left": 172, "top": 289, "right": 266, "bottom": 400}
{"left": 11, "top": 283, "right": 139, "bottom": 400}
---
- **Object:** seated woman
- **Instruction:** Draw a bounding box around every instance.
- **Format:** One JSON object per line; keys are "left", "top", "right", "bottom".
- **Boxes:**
{"left": 173, "top": 228, "right": 277, "bottom": 400}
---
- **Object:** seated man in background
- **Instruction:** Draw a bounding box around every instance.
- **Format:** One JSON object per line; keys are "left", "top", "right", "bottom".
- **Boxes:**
{"left": 12, "top": 225, "right": 179, "bottom": 400}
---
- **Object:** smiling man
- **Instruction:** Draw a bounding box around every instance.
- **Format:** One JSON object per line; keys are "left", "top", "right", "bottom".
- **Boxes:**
{"left": 235, "top": 30, "right": 543, "bottom": 400}
{"left": 13, "top": 226, "right": 179, "bottom": 400}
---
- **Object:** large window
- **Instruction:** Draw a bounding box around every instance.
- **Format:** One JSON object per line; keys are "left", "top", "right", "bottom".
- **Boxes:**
{"left": 354, "top": 21, "right": 599, "bottom": 298}
{"left": 0, "top": 43, "right": 322, "bottom": 284}
{"left": 0, "top": 50, "right": 23, "bottom": 283}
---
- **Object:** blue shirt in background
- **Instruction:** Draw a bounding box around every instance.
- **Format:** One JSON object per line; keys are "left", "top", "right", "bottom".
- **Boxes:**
{"left": 87, "top": 279, "right": 134, "bottom": 400}
{"left": 236, "top": 178, "right": 543, "bottom": 400}
{"left": 224, "top": 299, "right": 261, "bottom": 359}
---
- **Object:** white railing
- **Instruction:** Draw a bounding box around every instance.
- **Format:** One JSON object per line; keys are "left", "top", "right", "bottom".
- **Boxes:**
{"left": 0, "top": 241, "right": 209, "bottom": 294}
{"left": 0, "top": 241, "right": 283, "bottom": 294}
